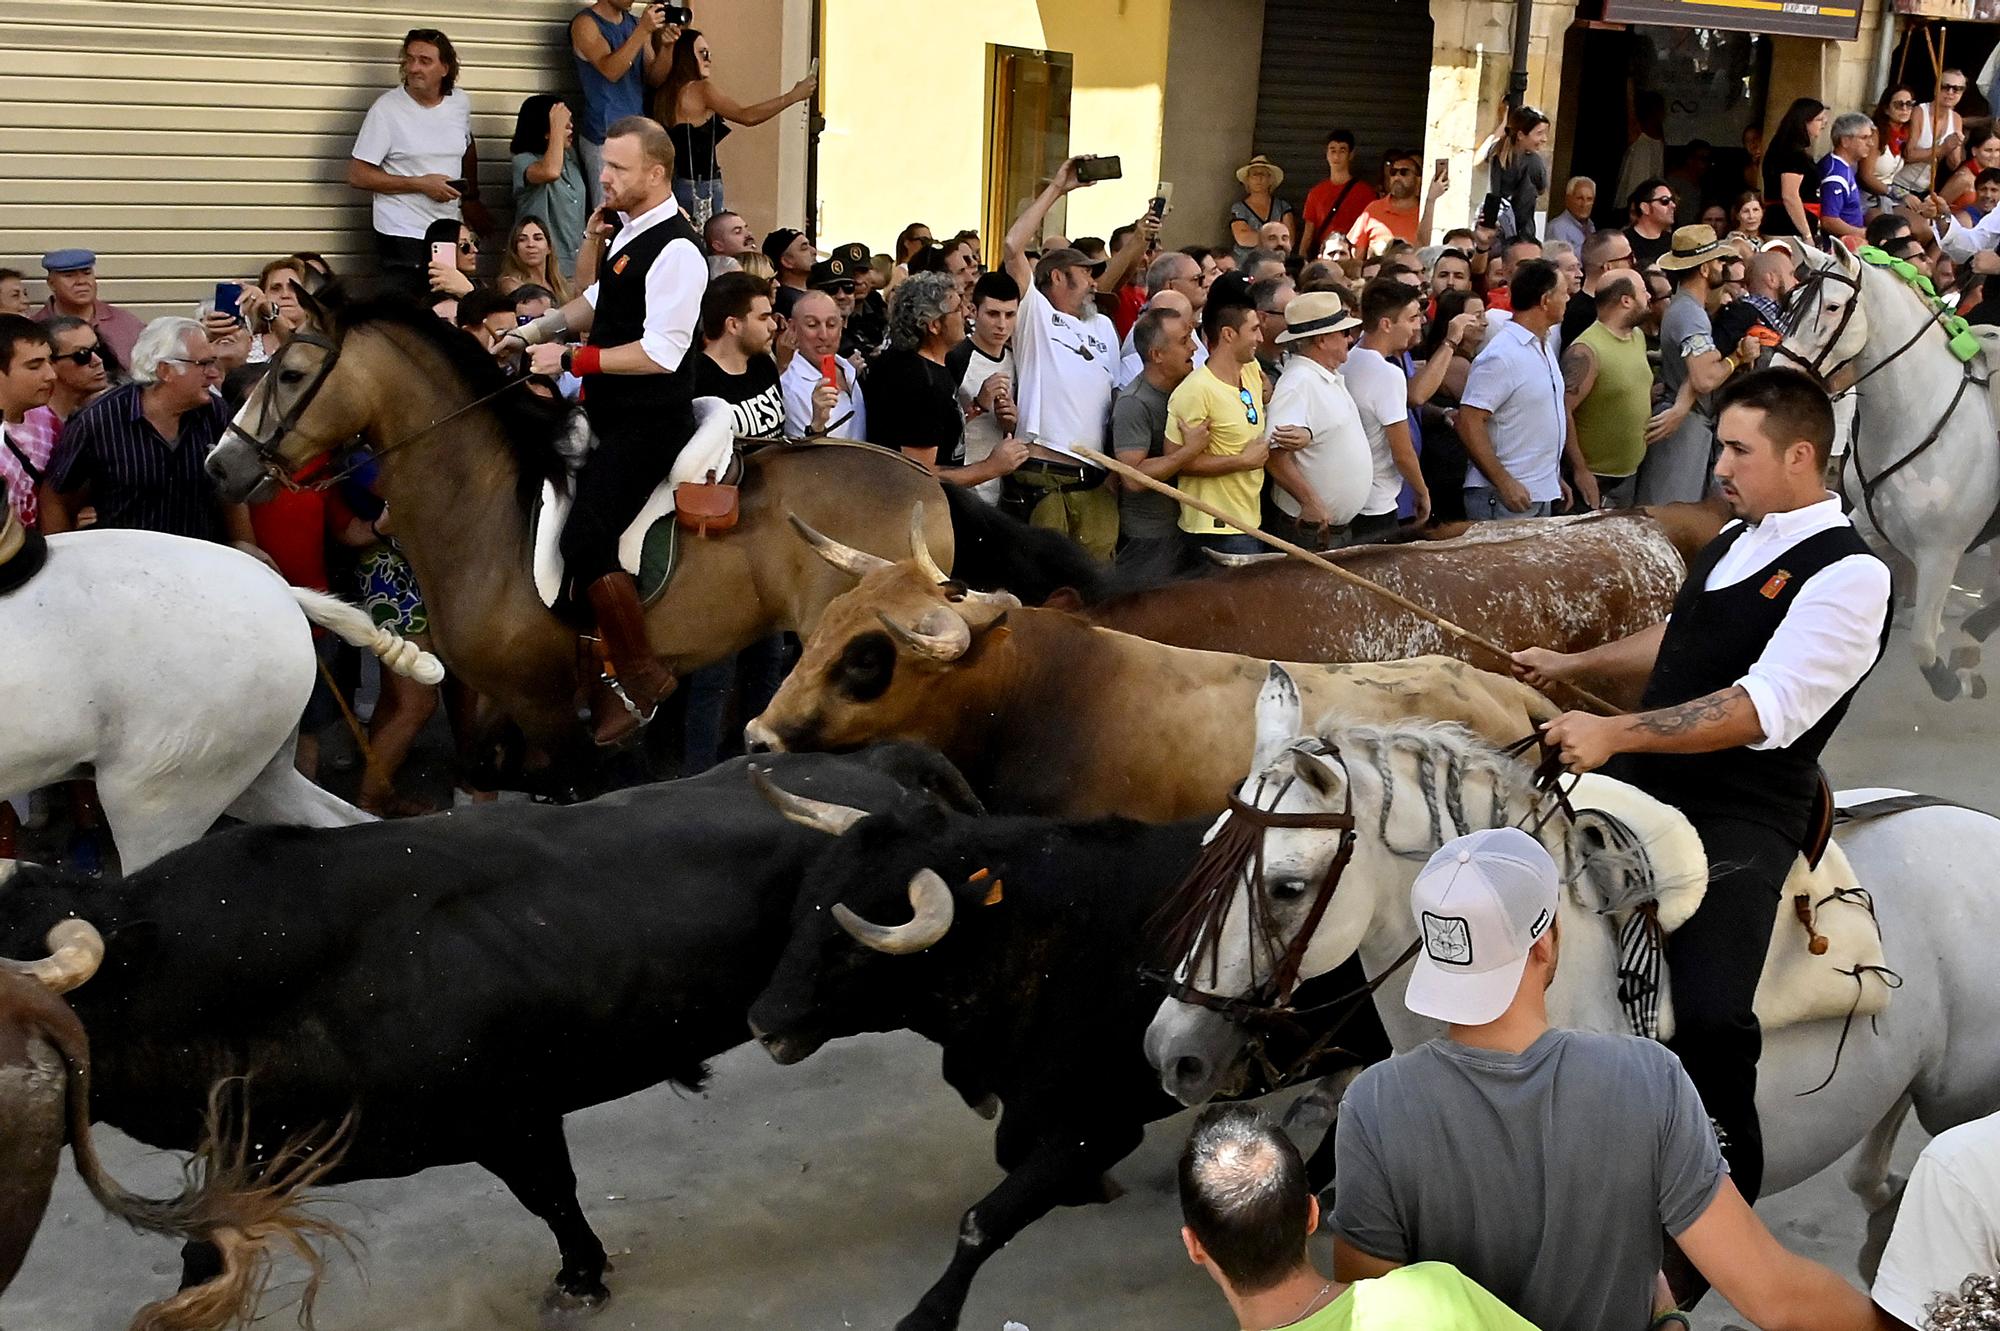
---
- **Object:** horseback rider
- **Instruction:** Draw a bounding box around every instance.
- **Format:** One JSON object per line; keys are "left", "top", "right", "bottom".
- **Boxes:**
{"left": 501, "top": 115, "right": 705, "bottom": 746}
{"left": 1512, "top": 367, "right": 1892, "bottom": 1204}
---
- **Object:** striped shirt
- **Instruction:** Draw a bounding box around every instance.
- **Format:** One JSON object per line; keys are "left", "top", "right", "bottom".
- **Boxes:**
{"left": 46, "top": 382, "right": 230, "bottom": 540}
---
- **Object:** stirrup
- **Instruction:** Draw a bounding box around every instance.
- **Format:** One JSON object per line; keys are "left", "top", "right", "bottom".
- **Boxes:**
{"left": 601, "top": 669, "right": 658, "bottom": 725}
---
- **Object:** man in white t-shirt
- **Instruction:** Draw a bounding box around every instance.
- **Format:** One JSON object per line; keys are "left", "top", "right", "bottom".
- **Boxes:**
{"left": 944, "top": 271, "right": 1027, "bottom": 503}
{"left": 1341, "top": 279, "right": 1431, "bottom": 539}
{"left": 1001, "top": 154, "right": 1122, "bottom": 557}
{"left": 348, "top": 29, "right": 480, "bottom": 297}
{"left": 1873, "top": 1110, "right": 2000, "bottom": 1329}
{"left": 1265, "top": 291, "right": 1369, "bottom": 550}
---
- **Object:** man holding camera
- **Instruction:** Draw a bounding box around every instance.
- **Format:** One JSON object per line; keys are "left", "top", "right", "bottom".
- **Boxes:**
{"left": 571, "top": 1, "right": 680, "bottom": 211}
{"left": 347, "top": 28, "right": 483, "bottom": 298}
{"left": 504, "top": 116, "right": 705, "bottom": 748}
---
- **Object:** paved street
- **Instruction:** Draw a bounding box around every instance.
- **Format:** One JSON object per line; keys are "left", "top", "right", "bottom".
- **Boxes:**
{"left": 3, "top": 573, "right": 1992, "bottom": 1331}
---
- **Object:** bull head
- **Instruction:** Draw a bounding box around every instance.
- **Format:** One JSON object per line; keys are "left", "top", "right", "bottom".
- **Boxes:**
{"left": 0, "top": 919, "right": 104, "bottom": 995}
{"left": 749, "top": 767, "right": 871, "bottom": 836}
{"left": 832, "top": 869, "right": 956, "bottom": 955}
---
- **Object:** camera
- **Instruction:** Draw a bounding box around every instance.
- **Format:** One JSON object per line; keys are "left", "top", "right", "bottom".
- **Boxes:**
{"left": 656, "top": 4, "right": 693, "bottom": 23}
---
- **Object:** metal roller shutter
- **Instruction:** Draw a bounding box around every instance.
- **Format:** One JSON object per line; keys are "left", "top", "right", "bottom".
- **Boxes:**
{"left": 1251, "top": 0, "right": 1434, "bottom": 210}
{"left": 0, "top": 0, "right": 580, "bottom": 321}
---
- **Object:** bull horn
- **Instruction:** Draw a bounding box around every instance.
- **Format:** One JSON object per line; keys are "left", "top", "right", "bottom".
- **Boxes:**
{"left": 748, "top": 766, "right": 870, "bottom": 836}
{"left": 831, "top": 869, "right": 956, "bottom": 955}
{"left": 1201, "top": 548, "right": 1286, "bottom": 568}
{"left": 789, "top": 513, "right": 893, "bottom": 579}
{"left": 877, "top": 607, "right": 972, "bottom": 662}
{"left": 0, "top": 919, "right": 105, "bottom": 995}
{"left": 908, "top": 503, "right": 950, "bottom": 585}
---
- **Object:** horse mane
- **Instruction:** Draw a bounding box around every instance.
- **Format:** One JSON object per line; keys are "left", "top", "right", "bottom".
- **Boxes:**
{"left": 331, "top": 293, "right": 568, "bottom": 494}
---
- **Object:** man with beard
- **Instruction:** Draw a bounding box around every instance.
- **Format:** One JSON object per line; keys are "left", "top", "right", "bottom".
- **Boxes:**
{"left": 1348, "top": 150, "right": 1446, "bottom": 260}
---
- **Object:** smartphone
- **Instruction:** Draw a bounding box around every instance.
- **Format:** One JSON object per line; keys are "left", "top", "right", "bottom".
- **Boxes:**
{"left": 807, "top": 56, "right": 820, "bottom": 79}
{"left": 431, "top": 241, "right": 456, "bottom": 268}
{"left": 1434, "top": 157, "right": 1450, "bottom": 184}
{"left": 1075, "top": 155, "right": 1123, "bottom": 184}
{"left": 819, "top": 354, "right": 839, "bottom": 384}
{"left": 1478, "top": 192, "right": 1502, "bottom": 229}
{"left": 446, "top": 179, "right": 473, "bottom": 195}
{"left": 213, "top": 281, "right": 243, "bottom": 322}
{"left": 1149, "top": 180, "right": 1174, "bottom": 221}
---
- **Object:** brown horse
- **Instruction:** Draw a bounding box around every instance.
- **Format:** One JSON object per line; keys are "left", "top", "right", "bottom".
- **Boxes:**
{"left": 205, "top": 289, "right": 951, "bottom": 759}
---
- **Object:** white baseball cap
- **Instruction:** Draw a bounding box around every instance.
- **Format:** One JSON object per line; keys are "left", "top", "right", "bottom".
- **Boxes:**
{"left": 1403, "top": 827, "right": 1559, "bottom": 1026}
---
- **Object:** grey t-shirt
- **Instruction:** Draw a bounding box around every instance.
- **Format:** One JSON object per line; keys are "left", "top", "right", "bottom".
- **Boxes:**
{"left": 1332, "top": 1029, "right": 1727, "bottom": 1331}
{"left": 1659, "top": 291, "right": 1717, "bottom": 405}
{"left": 1110, "top": 377, "right": 1179, "bottom": 539}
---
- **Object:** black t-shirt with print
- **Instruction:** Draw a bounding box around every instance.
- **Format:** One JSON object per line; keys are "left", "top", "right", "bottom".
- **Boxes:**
{"left": 864, "top": 348, "right": 964, "bottom": 466}
{"left": 693, "top": 351, "right": 786, "bottom": 439}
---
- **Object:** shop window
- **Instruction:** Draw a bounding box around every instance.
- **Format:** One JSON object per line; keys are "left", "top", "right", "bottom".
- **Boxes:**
{"left": 984, "top": 45, "right": 1074, "bottom": 257}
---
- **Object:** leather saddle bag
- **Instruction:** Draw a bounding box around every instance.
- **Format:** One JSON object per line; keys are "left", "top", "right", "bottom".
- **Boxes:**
{"left": 675, "top": 469, "right": 738, "bottom": 536}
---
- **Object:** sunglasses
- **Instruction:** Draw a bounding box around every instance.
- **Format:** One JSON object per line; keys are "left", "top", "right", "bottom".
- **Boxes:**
{"left": 1943, "top": 83, "right": 1967, "bottom": 92}
{"left": 1891, "top": 99, "right": 1915, "bottom": 108}
{"left": 1649, "top": 195, "right": 1675, "bottom": 206}
{"left": 164, "top": 356, "right": 222, "bottom": 371}
{"left": 1238, "top": 386, "right": 1259, "bottom": 426}
{"left": 50, "top": 346, "right": 101, "bottom": 365}
{"left": 821, "top": 280, "right": 856, "bottom": 295}
{"left": 458, "top": 241, "right": 477, "bottom": 254}
{"left": 1388, "top": 167, "right": 1417, "bottom": 177}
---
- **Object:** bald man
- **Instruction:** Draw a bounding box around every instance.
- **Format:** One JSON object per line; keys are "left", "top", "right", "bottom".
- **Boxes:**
{"left": 1740, "top": 249, "right": 1798, "bottom": 334}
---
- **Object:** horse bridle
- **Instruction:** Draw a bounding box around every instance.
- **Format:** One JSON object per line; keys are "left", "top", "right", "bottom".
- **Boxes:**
{"left": 219, "top": 325, "right": 534, "bottom": 493}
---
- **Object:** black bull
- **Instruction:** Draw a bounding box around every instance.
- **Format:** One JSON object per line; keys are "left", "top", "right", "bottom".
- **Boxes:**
{"left": 0, "top": 747, "right": 977, "bottom": 1313}
{"left": 746, "top": 783, "right": 1392, "bottom": 1331}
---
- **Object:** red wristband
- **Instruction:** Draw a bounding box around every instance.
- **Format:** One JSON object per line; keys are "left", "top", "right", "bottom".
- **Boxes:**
{"left": 572, "top": 345, "right": 603, "bottom": 377}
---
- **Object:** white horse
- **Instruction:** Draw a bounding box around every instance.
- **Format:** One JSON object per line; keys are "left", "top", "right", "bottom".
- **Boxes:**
{"left": 1776, "top": 239, "right": 2000, "bottom": 699}
{"left": 1144, "top": 674, "right": 2000, "bottom": 1235}
{"left": 2, "top": 528, "right": 443, "bottom": 873}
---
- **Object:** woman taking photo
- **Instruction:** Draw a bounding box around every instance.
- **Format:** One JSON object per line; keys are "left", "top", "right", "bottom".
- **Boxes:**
{"left": 509, "top": 94, "right": 587, "bottom": 282}
{"left": 1482, "top": 105, "right": 1552, "bottom": 241}
{"left": 498, "top": 216, "right": 571, "bottom": 304}
{"left": 1763, "top": 97, "right": 1828, "bottom": 238}
{"left": 654, "top": 28, "right": 817, "bottom": 225}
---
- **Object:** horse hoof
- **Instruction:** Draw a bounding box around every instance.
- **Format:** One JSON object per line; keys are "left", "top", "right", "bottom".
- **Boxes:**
{"left": 1964, "top": 599, "right": 2000, "bottom": 642}
{"left": 1950, "top": 644, "right": 1981, "bottom": 672}
{"left": 1920, "top": 657, "right": 1963, "bottom": 702}
{"left": 1971, "top": 674, "right": 1989, "bottom": 701}
{"left": 539, "top": 1279, "right": 610, "bottom": 1328}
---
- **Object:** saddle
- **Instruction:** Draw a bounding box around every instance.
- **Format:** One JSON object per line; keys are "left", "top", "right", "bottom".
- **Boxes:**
{"left": 530, "top": 397, "right": 740, "bottom": 609}
{"left": 0, "top": 510, "right": 48, "bottom": 597}
{"left": 1567, "top": 774, "right": 1895, "bottom": 1041}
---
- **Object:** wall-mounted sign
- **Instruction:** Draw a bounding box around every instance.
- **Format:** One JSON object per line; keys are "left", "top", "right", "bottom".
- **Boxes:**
{"left": 1604, "top": 0, "right": 1863, "bottom": 41}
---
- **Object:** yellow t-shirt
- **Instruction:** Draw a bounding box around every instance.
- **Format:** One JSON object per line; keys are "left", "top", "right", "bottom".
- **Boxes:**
{"left": 1293, "top": 1262, "right": 1542, "bottom": 1331}
{"left": 1166, "top": 360, "right": 1267, "bottom": 535}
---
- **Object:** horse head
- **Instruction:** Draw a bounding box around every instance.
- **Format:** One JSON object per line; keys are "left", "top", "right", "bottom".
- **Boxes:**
{"left": 206, "top": 280, "right": 369, "bottom": 502}
{"left": 1775, "top": 239, "right": 1871, "bottom": 383}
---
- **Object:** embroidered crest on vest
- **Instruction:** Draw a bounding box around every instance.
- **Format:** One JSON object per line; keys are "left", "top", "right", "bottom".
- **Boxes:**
{"left": 613, "top": 254, "right": 631, "bottom": 275}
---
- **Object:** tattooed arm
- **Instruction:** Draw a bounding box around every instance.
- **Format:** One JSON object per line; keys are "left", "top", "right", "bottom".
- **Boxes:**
{"left": 1540, "top": 686, "right": 1767, "bottom": 773}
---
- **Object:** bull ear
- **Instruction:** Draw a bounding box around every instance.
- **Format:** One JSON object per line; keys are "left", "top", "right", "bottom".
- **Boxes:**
{"left": 1252, "top": 664, "right": 1303, "bottom": 771}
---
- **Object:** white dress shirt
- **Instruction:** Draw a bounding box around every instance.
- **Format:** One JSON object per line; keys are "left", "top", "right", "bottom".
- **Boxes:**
{"left": 1938, "top": 205, "right": 2000, "bottom": 263}
{"left": 581, "top": 194, "right": 707, "bottom": 373}
{"left": 779, "top": 350, "right": 867, "bottom": 440}
{"left": 1701, "top": 495, "right": 1891, "bottom": 751}
{"left": 1460, "top": 318, "right": 1566, "bottom": 501}
{"left": 1267, "top": 354, "right": 1373, "bottom": 525}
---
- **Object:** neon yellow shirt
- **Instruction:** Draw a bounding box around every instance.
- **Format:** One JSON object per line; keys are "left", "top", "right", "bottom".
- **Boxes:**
{"left": 1167, "top": 359, "right": 1267, "bottom": 535}
{"left": 1282, "top": 1263, "right": 1542, "bottom": 1331}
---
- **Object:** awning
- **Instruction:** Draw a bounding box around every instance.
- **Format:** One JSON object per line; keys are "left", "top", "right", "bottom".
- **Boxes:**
{"left": 1603, "top": 0, "right": 1863, "bottom": 40}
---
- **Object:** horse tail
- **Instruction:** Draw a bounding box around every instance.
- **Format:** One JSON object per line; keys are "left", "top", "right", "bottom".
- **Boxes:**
{"left": 289, "top": 588, "right": 446, "bottom": 685}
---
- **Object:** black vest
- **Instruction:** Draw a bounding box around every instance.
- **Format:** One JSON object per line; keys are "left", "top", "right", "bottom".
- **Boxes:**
{"left": 1609, "top": 520, "right": 1888, "bottom": 841}
{"left": 585, "top": 208, "right": 701, "bottom": 418}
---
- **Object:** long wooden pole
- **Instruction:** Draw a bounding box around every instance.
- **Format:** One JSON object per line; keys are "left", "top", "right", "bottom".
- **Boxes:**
{"left": 1089, "top": 451, "right": 1622, "bottom": 716}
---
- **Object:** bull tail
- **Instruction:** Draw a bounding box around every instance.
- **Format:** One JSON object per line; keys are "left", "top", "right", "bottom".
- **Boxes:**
{"left": 40, "top": 1000, "right": 356, "bottom": 1330}
{"left": 290, "top": 587, "right": 446, "bottom": 685}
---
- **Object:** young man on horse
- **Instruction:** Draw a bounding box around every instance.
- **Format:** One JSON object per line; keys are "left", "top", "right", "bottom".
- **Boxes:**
{"left": 1513, "top": 367, "right": 1892, "bottom": 1205}
{"left": 503, "top": 114, "right": 705, "bottom": 745}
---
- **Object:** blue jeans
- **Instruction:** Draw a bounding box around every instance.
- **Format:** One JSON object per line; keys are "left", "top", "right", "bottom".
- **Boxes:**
{"left": 1463, "top": 486, "right": 1552, "bottom": 521}
{"left": 683, "top": 633, "right": 789, "bottom": 773}
{"left": 673, "top": 176, "right": 725, "bottom": 223}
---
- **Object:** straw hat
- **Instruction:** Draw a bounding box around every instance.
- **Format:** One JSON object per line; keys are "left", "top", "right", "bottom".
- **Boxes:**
{"left": 1236, "top": 154, "right": 1285, "bottom": 189}
{"left": 1275, "top": 291, "right": 1363, "bottom": 343}
{"left": 1655, "top": 224, "right": 1733, "bottom": 272}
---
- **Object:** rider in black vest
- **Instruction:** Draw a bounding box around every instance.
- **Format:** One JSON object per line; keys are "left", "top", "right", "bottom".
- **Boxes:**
{"left": 502, "top": 115, "right": 706, "bottom": 746}
{"left": 1512, "top": 368, "right": 1891, "bottom": 1205}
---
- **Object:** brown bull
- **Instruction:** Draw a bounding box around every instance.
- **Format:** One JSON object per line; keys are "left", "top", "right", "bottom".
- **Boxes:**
{"left": 0, "top": 907, "right": 347, "bottom": 1331}
{"left": 746, "top": 516, "right": 1559, "bottom": 821}
{"left": 1084, "top": 511, "right": 1686, "bottom": 710}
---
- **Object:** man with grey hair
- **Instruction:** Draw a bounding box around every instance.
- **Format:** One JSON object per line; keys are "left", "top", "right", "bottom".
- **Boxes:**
{"left": 1547, "top": 176, "right": 1596, "bottom": 252}
{"left": 866, "top": 271, "right": 1020, "bottom": 492}
{"left": 1816, "top": 112, "right": 1873, "bottom": 241}
{"left": 39, "top": 316, "right": 263, "bottom": 556}
{"left": 1117, "top": 250, "right": 1211, "bottom": 365}
{"left": 1241, "top": 246, "right": 1288, "bottom": 283}
{"left": 1251, "top": 274, "right": 1297, "bottom": 388}
{"left": 1181, "top": 1103, "right": 1534, "bottom": 1330}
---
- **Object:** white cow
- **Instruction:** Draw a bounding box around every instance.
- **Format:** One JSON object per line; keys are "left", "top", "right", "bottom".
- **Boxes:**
{"left": 2, "top": 528, "right": 443, "bottom": 872}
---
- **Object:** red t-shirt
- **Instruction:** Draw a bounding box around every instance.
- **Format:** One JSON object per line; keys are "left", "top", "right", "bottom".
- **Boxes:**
{"left": 1303, "top": 177, "right": 1379, "bottom": 255}
{"left": 1113, "top": 284, "right": 1148, "bottom": 339}
{"left": 248, "top": 484, "right": 357, "bottom": 593}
